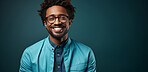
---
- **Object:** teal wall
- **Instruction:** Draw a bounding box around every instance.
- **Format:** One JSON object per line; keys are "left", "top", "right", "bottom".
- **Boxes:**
{"left": 0, "top": 0, "right": 147, "bottom": 72}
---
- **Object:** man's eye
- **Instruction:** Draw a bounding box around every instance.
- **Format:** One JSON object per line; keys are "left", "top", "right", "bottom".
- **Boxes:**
{"left": 48, "top": 18, "right": 54, "bottom": 21}
{"left": 60, "top": 16, "right": 66, "bottom": 20}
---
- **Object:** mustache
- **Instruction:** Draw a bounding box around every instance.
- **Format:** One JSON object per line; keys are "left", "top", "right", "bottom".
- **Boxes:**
{"left": 50, "top": 24, "right": 66, "bottom": 28}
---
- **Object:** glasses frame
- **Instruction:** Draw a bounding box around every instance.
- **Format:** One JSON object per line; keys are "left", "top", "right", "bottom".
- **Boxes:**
{"left": 45, "top": 14, "right": 69, "bottom": 24}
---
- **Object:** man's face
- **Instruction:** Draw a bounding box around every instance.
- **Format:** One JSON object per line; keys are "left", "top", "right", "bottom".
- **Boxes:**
{"left": 44, "top": 6, "right": 71, "bottom": 39}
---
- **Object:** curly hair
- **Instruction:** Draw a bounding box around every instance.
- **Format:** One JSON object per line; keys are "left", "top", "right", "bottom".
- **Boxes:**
{"left": 37, "top": 0, "right": 75, "bottom": 26}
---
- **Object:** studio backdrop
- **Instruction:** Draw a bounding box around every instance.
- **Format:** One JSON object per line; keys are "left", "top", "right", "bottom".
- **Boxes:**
{"left": 0, "top": 0, "right": 147, "bottom": 72}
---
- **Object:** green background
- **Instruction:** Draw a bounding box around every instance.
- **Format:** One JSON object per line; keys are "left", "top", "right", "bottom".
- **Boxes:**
{"left": 0, "top": 0, "right": 147, "bottom": 72}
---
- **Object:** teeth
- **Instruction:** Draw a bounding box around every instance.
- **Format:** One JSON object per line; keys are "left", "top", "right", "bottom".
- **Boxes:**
{"left": 54, "top": 28, "right": 62, "bottom": 30}
{"left": 53, "top": 28, "right": 62, "bottom": 32}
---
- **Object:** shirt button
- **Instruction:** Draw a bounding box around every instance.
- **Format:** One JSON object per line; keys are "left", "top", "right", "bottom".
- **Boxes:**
{"left": 57, "top": 54, "right": 60, "bottom": 56}
{"left": 58, "top": 66, "right": 60, "bottom": 68}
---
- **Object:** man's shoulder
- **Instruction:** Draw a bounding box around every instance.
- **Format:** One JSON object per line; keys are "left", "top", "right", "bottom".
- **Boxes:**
{"left": 70, "top": 39, "right": 95, "bottom": 61}
{"left": 28, "top": 39, "right": 45, "bottom": 48}
{"left": 24, "top": 38, "right": 46, "bottom": 54}
{"left": 71, "top": 39, "right": 92, "bottom": 52}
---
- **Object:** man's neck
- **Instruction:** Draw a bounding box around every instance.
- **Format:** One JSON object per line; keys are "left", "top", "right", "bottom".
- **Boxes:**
{"left": 49, "top": 34, "right": 68, "bottom": 45}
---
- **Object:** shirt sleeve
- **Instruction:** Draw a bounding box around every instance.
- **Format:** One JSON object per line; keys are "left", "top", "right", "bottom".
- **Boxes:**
{"left": 86, "top": 49, "right": 96, "bottom": 72}
{"left": 19, "top": 49, "right": 32, "bottom": 72}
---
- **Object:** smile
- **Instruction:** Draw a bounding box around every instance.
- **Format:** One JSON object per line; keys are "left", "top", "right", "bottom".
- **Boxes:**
{"left": 54, "top": 27, "right": 62, "bottom": 31}
{"left": 52, "top": 27, "right": 64, "bottom": 33}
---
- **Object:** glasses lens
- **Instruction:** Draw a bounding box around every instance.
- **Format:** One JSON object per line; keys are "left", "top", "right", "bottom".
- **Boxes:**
{"left": 47, "top": 16, "right": 55, "bottom": 23}
{"left": 59, "top": 16, "right": 67, "bottom": 22}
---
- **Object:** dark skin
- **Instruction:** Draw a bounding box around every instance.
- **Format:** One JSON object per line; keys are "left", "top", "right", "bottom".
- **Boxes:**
{"left": 44, "top": 5, "right": 72, "bottom": 45}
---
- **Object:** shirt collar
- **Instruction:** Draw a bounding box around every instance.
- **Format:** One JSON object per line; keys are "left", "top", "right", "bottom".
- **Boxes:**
{"left": 44, "top": 36, "right": 71, "bottom": 51}
{"left": 48, "top": 37, "right": 68, "bottom": 48}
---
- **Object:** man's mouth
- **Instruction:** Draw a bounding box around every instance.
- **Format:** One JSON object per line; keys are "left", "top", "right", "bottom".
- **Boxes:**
{"left": 50, "top": 25, "right": 66, "bottom": 33}
{"left": 53, "top": 27, "right": 63, "bottom": 32}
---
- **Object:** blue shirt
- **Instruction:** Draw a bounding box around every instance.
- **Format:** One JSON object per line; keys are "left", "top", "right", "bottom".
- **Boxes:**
{"left": 49, "top": 38, "right": 67, "bottom": 72}
{"left": 19, "top": 36, "right": 96, "bottom": 72}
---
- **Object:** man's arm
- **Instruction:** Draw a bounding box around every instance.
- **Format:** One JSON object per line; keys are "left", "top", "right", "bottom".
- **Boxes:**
{"left": 86, "top": 49, "right": 96, "bottom": 72}
{"left": 19, "top": 49, "right": 32, "bottom": 72}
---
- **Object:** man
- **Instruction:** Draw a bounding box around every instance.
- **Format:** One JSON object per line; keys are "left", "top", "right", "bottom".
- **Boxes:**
{"left": 19, "top": 0, "right": 96, "bottom": 72}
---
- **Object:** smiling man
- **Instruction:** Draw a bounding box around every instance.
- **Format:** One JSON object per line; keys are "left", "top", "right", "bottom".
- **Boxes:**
{"left": 19, "top": 0, "right": 96, "bottom": 72}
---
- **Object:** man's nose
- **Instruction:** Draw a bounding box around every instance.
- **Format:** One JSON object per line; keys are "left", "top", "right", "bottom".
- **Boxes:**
{"left": 54, "top": 18, "right": 61, "bottom": 24}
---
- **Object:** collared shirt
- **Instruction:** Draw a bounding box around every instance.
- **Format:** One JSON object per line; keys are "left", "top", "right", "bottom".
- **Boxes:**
{"left": 48, "top": 38, "right": 67, "bottom": 72}
{"left": 19, "top": 36, "right": 96, "bottom": 72}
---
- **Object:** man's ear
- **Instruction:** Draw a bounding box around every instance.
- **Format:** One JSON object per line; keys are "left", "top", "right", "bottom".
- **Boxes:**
{"left": 69, "top": 19, "right": 72, "bottom": 26}
{"left": 44, "top": 21, "right": 47, "bottom": 27}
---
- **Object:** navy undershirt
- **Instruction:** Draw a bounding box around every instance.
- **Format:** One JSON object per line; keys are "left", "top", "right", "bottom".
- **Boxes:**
{"left": 49, "top": 38, "right": 67, "bottom": 72}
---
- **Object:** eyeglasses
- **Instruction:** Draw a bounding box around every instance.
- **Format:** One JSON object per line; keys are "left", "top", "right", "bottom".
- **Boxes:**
{"left": 45, "top": 15, "right": 69, "bottom": 24}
